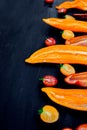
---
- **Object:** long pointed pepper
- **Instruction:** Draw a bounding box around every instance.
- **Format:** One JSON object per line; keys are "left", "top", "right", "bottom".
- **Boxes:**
{"left": 41, "top": 87, "right": 87, "bottom": 111}
{"left": 25, "top": 45, "right": 87, "bottom": 65}
{"left": 55, "top": 0, "right": 87, "bottom": 11}
{"left": 42, "top": 18, "right": 87, "bottom": 33}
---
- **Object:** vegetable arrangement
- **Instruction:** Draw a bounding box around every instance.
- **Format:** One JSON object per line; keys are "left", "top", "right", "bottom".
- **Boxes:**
{"left": 25, "top": 0, "right": 87, "bottom": 128}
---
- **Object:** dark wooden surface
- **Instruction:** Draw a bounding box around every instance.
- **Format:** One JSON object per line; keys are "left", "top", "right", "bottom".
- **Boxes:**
{"left": 0, "top": 0, "right": 87, "bottom": 130}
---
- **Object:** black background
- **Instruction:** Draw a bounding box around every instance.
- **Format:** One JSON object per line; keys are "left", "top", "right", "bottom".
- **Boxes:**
{"left": 0, "top": 0, "right": 87, "bottom": 130}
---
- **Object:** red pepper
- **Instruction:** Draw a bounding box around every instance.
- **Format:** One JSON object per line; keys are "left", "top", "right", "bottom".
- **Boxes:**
{"left": 73, "top": 13, "right": 87, "bottom": 20}
{"left": 65, "top": 35, "right": 87, "bottom": 46}
{"left": 65, "top": 72, "right": 87, "bottom": 87}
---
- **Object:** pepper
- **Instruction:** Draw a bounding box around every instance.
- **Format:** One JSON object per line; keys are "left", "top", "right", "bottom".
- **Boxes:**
{"left": 41, "top": 87, "right": 87, "bottom": 111}
{"left": 42, "top": 18, "right": 87, "bottom": 33}
{"left": 56, "top": 0, "right": 87, "bottom": 11}
{"left": 72, "top": 13, "right": 87, "bottom": 20}
{"left": 65, "top": 71, "right": 87, "bottom": 87}
{"left": 65, "top": 35, "right": 87, "bottom": 46}
{"left": 25, "top": 45, "right": 87, "bottom": 65}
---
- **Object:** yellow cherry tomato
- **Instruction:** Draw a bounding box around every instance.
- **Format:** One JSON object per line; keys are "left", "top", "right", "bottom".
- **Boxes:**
{"left": 60, "top": 64, "right": 75, "bottom": 76}
{"left": 65, "top": 15, "right": 75, "bottom": 20}
{"left": 39, "top": 105, "right": 59, "bottom": 123}
{"left": 62, "top": 30, "right": 75, "bottom": 40}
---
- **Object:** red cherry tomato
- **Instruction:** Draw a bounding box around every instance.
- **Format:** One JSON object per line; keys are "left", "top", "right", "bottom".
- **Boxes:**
{"left": 45, "top": 0, "right": 54, "bottom": 4}
{"left": 40, "top": 75, "right": 58, "bottom": 87}
{"left": 58, "top": 8, "right": 67, "bottom": 14}
{"left": 45, "top": 37, "right": 56, "bottom": 46}
{"left": 76, "top": 123, "right": 87, "bottom": 130}
{"left": 62, "top": 128, "right": 73, "bottom": 130}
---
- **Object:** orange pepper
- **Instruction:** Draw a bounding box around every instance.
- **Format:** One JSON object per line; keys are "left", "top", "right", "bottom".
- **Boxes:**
{"left": 42, "top": 18, "right": 87, "bottom": 33}
{"left": 56, "top": 0, "right": 87, "bottom": 11}
{"left": 25, "top": 45, "right": 87, "bottom": 65}
{"left": 41, "top": 87, "right": 87, "bottom": 111}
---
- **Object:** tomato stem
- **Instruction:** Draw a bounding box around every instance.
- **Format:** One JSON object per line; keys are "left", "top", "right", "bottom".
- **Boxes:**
{"left": 38, "top": 108, "right": 43, "bottom": 114}
{"left": 58, "top": 64, "right": 63, "bottom": 68}
{"left": 60, "top": 31, "right": 63, "bottom": 34}
{"left": 39, "top": 78, "right": 43, "bottom": 81}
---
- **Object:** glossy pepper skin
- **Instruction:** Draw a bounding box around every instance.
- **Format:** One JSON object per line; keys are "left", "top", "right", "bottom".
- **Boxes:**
{"left": 73, "top": 13, "right": 87, "bottom": 20}
{"left": 42, "top": 18, "right": 87, "bottom": 33}
{"left": 41, "top": 87, "right": 87, "bottom": 111}
{"left": 56, "top": 0, "right": 87, "bottom": 11}
{"left": 25, "top": 45, "right": 87, "bottom": 65}
{"left": 65, "top": 71, "right": 87, "bottom": 87}
{"left": 65, "top": 35, "right": 87, "bottom": 46}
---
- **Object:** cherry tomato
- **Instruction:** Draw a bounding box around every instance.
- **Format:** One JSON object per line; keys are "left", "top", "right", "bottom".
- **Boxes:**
{"left": 45, "top": 0, "right": 54, "bottom": 4}
{"left": 76, "top": 123, "right": 87, "bottom": 130}
{"left": 45, "top": 37, "right": 56, "bottom": 46}
{"left": 40, "top": 75, "right": 58, "bottom": 87}
{"left": 60, "top": 64, "right": 75, "bottom": 76}
{"left": 65, "top": 15, "right": 75, "bottom": 20}
{"left": 38, "top": 105, "right": 59, "bottom": 123}
{"left": 58, "top": 8, "right": 67, "bottom": 14}
{"left": 62, "top": 128, "right": 73, "bottom": 130}
{"left": 62, "top": 30, "right": 75, "bottom": 40}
